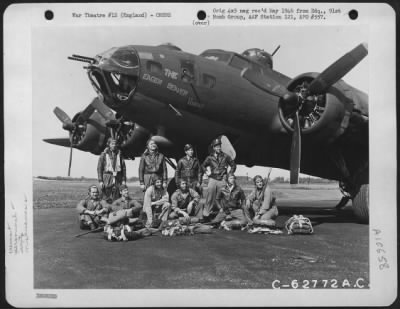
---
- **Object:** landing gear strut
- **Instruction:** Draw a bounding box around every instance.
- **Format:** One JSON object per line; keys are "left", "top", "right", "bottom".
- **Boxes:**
{"left": 329, "top": 148, "right": 369, "bottom": 223}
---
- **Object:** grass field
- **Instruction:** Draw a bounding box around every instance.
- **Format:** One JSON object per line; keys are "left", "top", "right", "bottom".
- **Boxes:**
{"left": 33, "top": 178, "right": 342, "bottom": 209}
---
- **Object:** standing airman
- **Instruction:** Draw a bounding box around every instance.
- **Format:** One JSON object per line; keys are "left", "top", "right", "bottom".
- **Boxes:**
{"left": 97, "top": 138, "right": 126, "bottom": 203}
{"left": 175, "top": 144, "right": 203, "bottom": 194}
{"left": 139, "top": 139, "right": 168, "bottom": 191}
{"left": 201, "top": 138, "right": 236, "bottom": 221}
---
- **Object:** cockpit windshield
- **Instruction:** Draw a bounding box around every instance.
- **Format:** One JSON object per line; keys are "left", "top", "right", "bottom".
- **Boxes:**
{"left": 242, "top": 48, "right": 273, "bottom": 69}
{"left": 109, "top": 48, "right": 139, "bottom": 69}
{"left": 88, "top": 47, "right": 139, "bottom": 106}
{"left": 89, "top": 69, "right": 137, "bottom": 103}
{"left": 89, "top": 70, "right": 109, "bottom": 96}
{"left": 199, "top": 50, "right": 233, "bottom": 63}
{"left": 105, "top": 72, "right": 137, "bottom": 101}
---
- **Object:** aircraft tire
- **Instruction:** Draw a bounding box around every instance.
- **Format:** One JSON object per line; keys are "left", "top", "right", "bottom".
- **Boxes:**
{"left": 352, "top": 184, "right": 369, "bottom": 224}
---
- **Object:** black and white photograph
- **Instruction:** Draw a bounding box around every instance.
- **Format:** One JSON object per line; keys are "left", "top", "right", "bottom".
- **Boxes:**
{"left": 4, "top": 3, "right": 397, "bottom": 307}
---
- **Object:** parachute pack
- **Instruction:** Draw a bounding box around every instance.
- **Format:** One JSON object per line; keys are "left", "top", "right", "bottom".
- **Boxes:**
{"left": 285, "top": 215, "right": 314, "bottom": 235}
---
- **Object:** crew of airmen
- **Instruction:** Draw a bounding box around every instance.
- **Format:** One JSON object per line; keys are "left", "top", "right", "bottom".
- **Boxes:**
{"left": 77, "top": 137, "right": 278, "bottom": 235}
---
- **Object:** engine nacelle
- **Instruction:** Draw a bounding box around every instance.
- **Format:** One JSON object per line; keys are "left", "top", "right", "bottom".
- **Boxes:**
{"left": 118, "top": 123, "right": 151, "bottom": 158}
{"left": 279, "top": 72, "right": 367, "bottom": 143}
{"left": 71, "top": 110, "right": 109, "bottom": 155}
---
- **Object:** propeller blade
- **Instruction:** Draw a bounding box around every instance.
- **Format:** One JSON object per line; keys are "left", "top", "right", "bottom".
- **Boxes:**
{"left": 90, "top": 98, "right": 116, "bottom": 121}
{"left": 43, "top": 138, "right": 71, "bottom": 147}
{"left": 151, "top": 135, "right": 173, "bottom": 147}
{"left": 68, "top": 143, "right": 73, "bottom": 177}
{"left": 76, "top": 102, "right": 96, "bottom": 124}
{"left": 290, "top": 112, "right": 301, "bottom": 184}
{"left": 53, "top": 107, "right": 74, "bottom": 131}
{"left": 308, "top": 43, "right": 368, "bottom": 94}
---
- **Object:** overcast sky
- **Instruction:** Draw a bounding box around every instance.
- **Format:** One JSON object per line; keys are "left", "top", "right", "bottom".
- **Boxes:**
{"left": 32, "top": 25, "right": 368, "bottom": 179}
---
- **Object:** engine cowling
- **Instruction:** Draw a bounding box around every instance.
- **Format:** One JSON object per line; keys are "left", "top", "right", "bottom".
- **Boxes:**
{"left": 71, "top": 113, "right": 153, "bottom": 158}
{"left": 278, "top": 72, "right": 367, "bottom": 143}
{"left": 117, "top": 123, "right": 151, "bottom": 158}
{"left": 70, "top": 110, "right": 109, "bottom": 155}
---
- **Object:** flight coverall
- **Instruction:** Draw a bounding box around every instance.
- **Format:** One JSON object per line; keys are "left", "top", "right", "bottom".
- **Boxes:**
{"left": 108, "top": 197, "right": 143, "bottom": 225}
{"left": 76, "top": 198, "right": 110, "bottom": 229}
{"left": 244, "top": 185, "right": 278, "bottom": 226}
{"left": 201, "top": 152, "right": 236, "bottom": 217}
{"left": 212, "top": 183, "right": 248, "bottom": 228}
{"left": 170, "top": 188, "right": 204, "bottom": 221}
{"left": 175, "top": 156, "right": 203, "bottom": 190}
{"left": 139, "top": 151, "right": 168, "bottom": 190}
{"left": 97, "top": 149, "right": 126, "bottom": 202}
{"left": 143, "top": 185, "right": 171, "bottom": 228}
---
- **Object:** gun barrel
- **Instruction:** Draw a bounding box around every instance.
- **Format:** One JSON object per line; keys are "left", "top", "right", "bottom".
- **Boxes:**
{"left": 67, "top": 56, "right": 93, "bottom": 63}
{"left": 72, "top": 54, "right": 96, "bottom": 62}
{"left": 271, "top": 45, "right": 281, "bottom": 57}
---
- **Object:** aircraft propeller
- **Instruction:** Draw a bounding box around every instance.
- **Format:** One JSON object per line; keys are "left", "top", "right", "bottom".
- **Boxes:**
{"left": 244, "top": 43, "right": 368, "bottom": 184}
{"left": 89, "top": 99, "right": 138, "bottom": 147}
{"left": 53, "top": 102, "right": 96, "bottom": 176}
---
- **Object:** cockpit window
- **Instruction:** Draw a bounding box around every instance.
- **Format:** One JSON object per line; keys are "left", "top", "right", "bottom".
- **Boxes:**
{"left": 181, "top": 60, "right": 195, "bottom": 83}
{"left": 89, "top": 69, "right": 137, "bottom": 102}
{"left": 242, "top": 48, "right": 273, "bottom": 69}
{"left": 200, "top": 50, "right": 232, "bottom": 63}
{"left": 110, "top": 48, "right": 139, "bottom": 69}
{"left": 89, "top": 70, "right": 109, "bottom": 96}
{"left": 104, "top": 72, "right": 137, "bottom": 101}
{"left": 229, "top": 55, "right": 250, "bottom": 71}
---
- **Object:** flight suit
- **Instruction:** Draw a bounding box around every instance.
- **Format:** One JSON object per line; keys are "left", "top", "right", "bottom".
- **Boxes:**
{"left": 201, "top": 152, "right": 236, "bottom": 217}
{"left": 170, "top": 188, "right": 203, "bottom": 220}
{"left": 244, "top": 185, "right": 278, "bottom": 226}
{"left": 139, "top": 150, "right": 168, "bottom": 190}
{"left": 212, "top": 183, "right": 247, "bottom": 228}
{"left": 175, "top": 156, "right": 203, "bottom": 190}
{"left": 108, "top": 197, "right": 143, "bottom": 225}
{"left": 76, "top": 198, "right": 110, "bottom": 229}
{"left": 97, "top": 148, "right": 126, "bottom": 202}
{"left": 143, "top": 185, "right": 171, "bottom": 227}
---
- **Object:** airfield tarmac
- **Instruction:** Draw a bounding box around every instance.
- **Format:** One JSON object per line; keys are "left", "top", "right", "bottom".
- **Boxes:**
{"left": 33, "top": 179, "right": 369, "bottom": 289}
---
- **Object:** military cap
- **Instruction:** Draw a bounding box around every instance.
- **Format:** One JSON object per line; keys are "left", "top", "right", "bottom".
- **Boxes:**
{"left": 211, "top": 138, "right": 222, "bottom": 147}
{"left": 184, "top": 144, "right": 193, "bottom": 151}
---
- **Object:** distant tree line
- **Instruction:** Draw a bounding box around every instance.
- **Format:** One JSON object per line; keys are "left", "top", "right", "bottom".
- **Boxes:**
{"left": 36, "top": 176, "right": 98, "bottom": 181}
{"left": 36, "top": 175, "right": 336, "bottom": 184}
{"left": 36, "top": 175, "right": 141, "bottom": 182}
{"left": 270, "top": 176, "right": 337, "bottom": 184}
